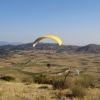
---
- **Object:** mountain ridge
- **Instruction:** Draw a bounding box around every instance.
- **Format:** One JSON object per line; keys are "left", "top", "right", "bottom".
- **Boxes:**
{"left": 0, "top": 42, "right": 100, "bottom": 54}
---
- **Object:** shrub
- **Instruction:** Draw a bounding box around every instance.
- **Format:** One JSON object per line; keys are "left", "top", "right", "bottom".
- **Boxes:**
{"left": 71, "top": 85, "right": 86, "bottom": 98}
{"left": 52, "top": 77, "right": 70, "bottom": 90}
{"left": 0, "top": 76, "right": 15, "bottom": 82}
{"left": 22, "top": 77, "right": 33, "bottom": 85}
{"left": 34, "top": 73, "right": 53, "bottom": 84}
{"left": 74, "top": 77, "right": 92, "bottom": 88}
{"left": 52, "top": 78, "right": 64, "bottom": 89}
{"left": 71, "top": 74, "right": 95, "bottom": 88}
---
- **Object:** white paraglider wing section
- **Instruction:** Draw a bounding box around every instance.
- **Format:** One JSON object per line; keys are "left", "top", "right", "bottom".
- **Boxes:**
{"left": 33, "top": 43, "right": 37, "bottom": 47}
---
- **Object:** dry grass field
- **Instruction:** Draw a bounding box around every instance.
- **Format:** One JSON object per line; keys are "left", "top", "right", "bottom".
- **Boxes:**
{"left": 0, "top": 50, "right": 100, "bottom": 100}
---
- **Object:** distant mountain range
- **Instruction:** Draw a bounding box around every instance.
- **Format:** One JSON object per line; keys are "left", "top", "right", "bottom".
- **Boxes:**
{"left": 0, "top": 41, "right": 23, "bottom": 46}
{"left": 0, "top": 42, "right": 100, "bottom": 54}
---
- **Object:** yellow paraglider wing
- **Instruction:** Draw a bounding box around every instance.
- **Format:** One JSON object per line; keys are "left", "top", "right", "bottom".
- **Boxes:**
{"left": 33, "top": 35, "right": 62, "bottom": 47}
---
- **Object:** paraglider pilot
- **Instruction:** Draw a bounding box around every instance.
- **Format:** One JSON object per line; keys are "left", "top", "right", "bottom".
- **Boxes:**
{"left": 47, "top": 63, "right": 51, "bottom": 68}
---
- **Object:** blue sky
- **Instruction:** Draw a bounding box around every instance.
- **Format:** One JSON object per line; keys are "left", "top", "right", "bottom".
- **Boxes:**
{"left": 0, "top": 0, "right": 100, "bottom": 46}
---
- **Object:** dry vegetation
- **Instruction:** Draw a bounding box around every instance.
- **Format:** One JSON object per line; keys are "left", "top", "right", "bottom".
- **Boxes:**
{"left": 0, "top": 50, "right": 100, "bottom": 100}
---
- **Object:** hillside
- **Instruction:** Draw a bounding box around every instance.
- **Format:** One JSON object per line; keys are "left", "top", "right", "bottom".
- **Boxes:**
{"left": 0, "top": 42, "right": 100, "bottom": 53}
{"left": 76, "top": 44, "right": 100, "bottom": 53}
{"left": 0, "top": 48, "right": 9, "bottom": 56}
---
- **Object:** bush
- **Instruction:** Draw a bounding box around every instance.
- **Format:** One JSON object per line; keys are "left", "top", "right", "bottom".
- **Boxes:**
{"left": 34, "top": 73, "right": 53, "bottom": 84}
{"left": 0, "top": 76, "right": 15, "bottom": 82}
{"left": 74, "top": 77, "right": 92, "bottom": 88}
{"left": 68, "top": 75, "right": 95, "bottom": 98}
{"left": 52, "top": 78, "right": 64, "bottom": 90}
{"left": 22, "top": 77, "right": 33, "bottom": 85}
{"left": 71, "top": 85, "right": 86, "bottom": 98}
{"left": 52, "top": 77, "right": 70, "bottom": 90}
{"left": 70, "top": 74, "right": 95, "bottom": 88}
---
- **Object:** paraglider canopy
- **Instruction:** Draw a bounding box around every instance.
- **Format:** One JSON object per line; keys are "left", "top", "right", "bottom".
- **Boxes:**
{"left": 33, "top": 35, "right": 62, "bottom": 47}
